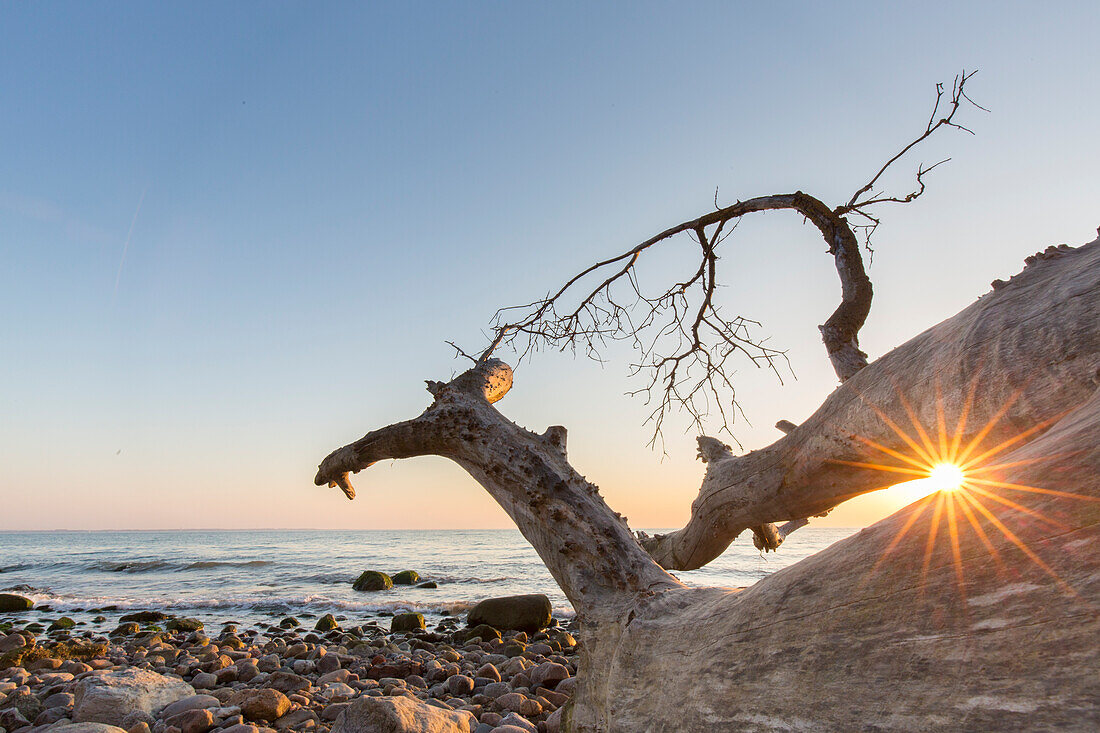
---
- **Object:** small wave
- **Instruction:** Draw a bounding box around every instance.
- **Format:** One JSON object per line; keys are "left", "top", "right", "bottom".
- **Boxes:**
{"left": 2, "top": 583, "right": 49, "bottom": 594}
{"left": 89, "top": 560, "right": 171, "bottom": 573}
{"left": 299, "top": 573, "right": 355, "bottom": 585}
{"left": 184, "top": 560, "right": 274, "bottom": 570}
{"left": 0, "top": 564, "right": 31, "bottom": 573}
{"left": 433, "top": 576, "right": 513, "bottom": 584}
{"left": 82, "top": 559, "right": 278, "bottom": 573}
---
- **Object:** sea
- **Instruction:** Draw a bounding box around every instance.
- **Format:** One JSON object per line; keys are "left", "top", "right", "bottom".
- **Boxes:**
{"left": 0, "top": 528, "right": 857, "bottom": 628}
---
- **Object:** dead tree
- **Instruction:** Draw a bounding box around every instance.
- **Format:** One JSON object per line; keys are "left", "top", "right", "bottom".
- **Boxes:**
{"left": 315, "top": 76, "right": 1100, "bottom": 730}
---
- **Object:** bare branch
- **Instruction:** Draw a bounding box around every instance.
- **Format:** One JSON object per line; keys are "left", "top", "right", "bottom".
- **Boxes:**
{"left": 838, "top": 70, "right": 985, "bottom": 218}
{"left": 464, "top": 73, "right": 979, "bottom": 444}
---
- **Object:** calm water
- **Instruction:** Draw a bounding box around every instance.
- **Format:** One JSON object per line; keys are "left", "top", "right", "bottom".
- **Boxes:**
{"left": 0, "top": 528, "right": 856, "bottom": 626}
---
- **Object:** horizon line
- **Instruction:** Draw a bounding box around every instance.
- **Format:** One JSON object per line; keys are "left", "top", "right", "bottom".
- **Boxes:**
{"left": 0, "top": 526, "right": 859, "bottom": 533}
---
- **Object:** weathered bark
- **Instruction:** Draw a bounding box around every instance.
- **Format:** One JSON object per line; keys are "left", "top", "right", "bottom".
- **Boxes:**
{"left": 315, "top": 359, "right": 683, "bottom": 618}
{"left": 316, "top": 236, "right": 1100, "bottom": 731}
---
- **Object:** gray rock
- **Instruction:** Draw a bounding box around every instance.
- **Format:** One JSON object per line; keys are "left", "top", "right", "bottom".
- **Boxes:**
{"left": 0, "top": 707, "right": 30, "bottom": 730}
{"left": 163, "top": 707, "right": 215, "bottom": 733}
{"left": 482, "top": 682, "right": 510, "bottom": 699}
{"left": 0, "top": 633, "right": 28, "bottom": 653}
{"left": 467, "top": 595, "right": 552, "bottom": 633}
{"left": 545, "top": 707, "right": 563, "bottom": 733}
{"left": 321, "top": 702, "right": 351, "bottom": 721}
{"left": 331, "top": 695, "right": 475, "bottom": 732}
{"left": 189, "top": 672, "right": 217, "bottom": 689}
{"left": 316, "top": 654, "right": 340, "bottom": 674}
{"left": 273, "top": 707, "right": 319, "bottom": 732}
{"left": 158, "top": 695, "right": 220, "bottom": 719}
{"left": 41, "top": 692, "right": 75, "bottom": 709}
{"left": 528, "top": 662, "right": 569, "bottom": 689}
{"left": 73, "top": 668, "right": 195, "bottom": 725}
{"left": 120, "top": 709, "right": 156, "bottom": 730}
{"left": 498, "top": 712, "right": 538, "bottom": 732}
{"left": 262, "top": 670, "right": 310, "bottom": 694}
{"left": 445, "top": 675, "right": 474, "bottom": 696}
{"left": 0, "top": 689, "right": 43, "bottom": 721}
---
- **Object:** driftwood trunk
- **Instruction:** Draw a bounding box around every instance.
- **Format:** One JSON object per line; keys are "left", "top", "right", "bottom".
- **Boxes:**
{"left": 316, "top": 237, "right": 1100, "bottom": 731}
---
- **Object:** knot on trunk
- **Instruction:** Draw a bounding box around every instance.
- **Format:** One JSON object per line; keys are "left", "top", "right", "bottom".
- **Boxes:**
{"left": 427, "top": 359, "right": 514, "bottom": 403}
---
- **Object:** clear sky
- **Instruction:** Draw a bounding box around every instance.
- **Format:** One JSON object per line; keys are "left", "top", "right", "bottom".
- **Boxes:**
{"left": 2, "top": 1, "right": 1098, "bottom": 531}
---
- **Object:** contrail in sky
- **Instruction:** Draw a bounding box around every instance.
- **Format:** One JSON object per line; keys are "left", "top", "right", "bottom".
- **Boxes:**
{"left": 113, "top": 186, "right": 148, "bottom": 300}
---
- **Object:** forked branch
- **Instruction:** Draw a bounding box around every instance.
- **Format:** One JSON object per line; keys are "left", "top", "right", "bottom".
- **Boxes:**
{"left": 471, "top": 73, "right": 983, "bottom": 445}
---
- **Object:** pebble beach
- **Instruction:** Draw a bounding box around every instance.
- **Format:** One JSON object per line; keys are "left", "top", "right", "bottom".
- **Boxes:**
{"left": 0, "top": 592, "right": 578, "bottom": 733}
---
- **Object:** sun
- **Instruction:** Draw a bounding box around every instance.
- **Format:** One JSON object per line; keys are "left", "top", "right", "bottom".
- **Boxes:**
{"left": 830, "top": 380, "right": 1100, "bottom": 601}
{"left": 928, "top": 463, "right": 965, "bottom": 492}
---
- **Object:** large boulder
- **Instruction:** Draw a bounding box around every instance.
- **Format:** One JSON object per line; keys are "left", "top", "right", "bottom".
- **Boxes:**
{"left": 48, "top": 725, "right": 129, "bottom": 733}
{"left": 0, "top": 593, "right": 33, "bottom": 611}
{"left": 467, "top": 594, "right": 552, "bottom": 632}
{"left": 73, "top": 668, "right": 195, "bottom": 725}
{"left": 331, "top": 695, "right": 475, "bottom": 733}
{"left": 352, "top": 571, "right": 392, "bottom": 591}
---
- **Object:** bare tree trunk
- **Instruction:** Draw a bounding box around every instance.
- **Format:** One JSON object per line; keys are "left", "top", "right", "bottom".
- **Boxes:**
{"left": 315, "top": 237, "right": 1100, "bottom": 731}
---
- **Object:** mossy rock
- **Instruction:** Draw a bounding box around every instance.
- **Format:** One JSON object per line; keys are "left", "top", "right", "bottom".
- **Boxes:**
{"left": 110, "top": 622, "right": 140, "bottom": 636}
{"left": 392, "top": 570, "right": 420, "bottom": 585}
{"left": 416, "top": 581, "right": 438, "bottom": 589}
{"left": 48, "top": 617, "right": 76, "bottom": 631}
{"left": 352, "top": 571, "right": 393, "bottom": 592}
{"left": 0, "top": 639, "right": 106, "bottom": 670}
{"left": 165, "top": 617, "right": 203, "bottom": 632}
{"left": 390, "top": 612, "right": 426, "bottom": 633}
{"left": 315, "top": 613, "right": 339, "bottom": 631}
{"left": 0, "top": 593, "right": 33, "bottom": 612}
{"left": 279, "top": 616, "right": 300, "bottom": 629}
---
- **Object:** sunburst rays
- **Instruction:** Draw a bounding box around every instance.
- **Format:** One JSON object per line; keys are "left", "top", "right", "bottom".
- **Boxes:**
{"left": 834, "top": 379, "right": 1097, "bottom": 600}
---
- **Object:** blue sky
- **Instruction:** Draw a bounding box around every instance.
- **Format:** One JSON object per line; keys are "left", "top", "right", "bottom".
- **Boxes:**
{"left": 2, "top": 2, "right": 1098, "bottom": 529}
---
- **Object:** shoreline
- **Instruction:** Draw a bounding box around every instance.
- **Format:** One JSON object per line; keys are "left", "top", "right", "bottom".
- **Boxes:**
{"left": 1, "top": 602, "right": 577, "bottom": 732}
